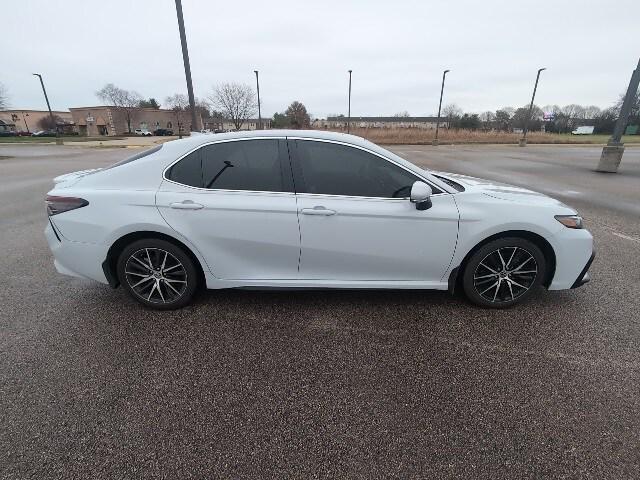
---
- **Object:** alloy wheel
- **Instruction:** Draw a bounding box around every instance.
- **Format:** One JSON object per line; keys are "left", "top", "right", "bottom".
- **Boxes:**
{"left": 473, "top": 246, "right": 538, "bottom": 304}
{"left": 124, "top": 248, "right": 188, "bottom": 304}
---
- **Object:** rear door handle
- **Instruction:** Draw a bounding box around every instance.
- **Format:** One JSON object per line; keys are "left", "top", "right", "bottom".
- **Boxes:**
{"left": 301, "top": 206, "right": 336, "bottom": 216}
{"left": 170, "top": 200, "right": 204, "bottom": 210}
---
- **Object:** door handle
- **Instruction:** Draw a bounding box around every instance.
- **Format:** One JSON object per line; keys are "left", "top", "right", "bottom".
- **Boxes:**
{"left": 301, "top": 206, "right": 336, "bottom": 216}
{"left": 169, "top": 200, "right": 204, "bottom": 210}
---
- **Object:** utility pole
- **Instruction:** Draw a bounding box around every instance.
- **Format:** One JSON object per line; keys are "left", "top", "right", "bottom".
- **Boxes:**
{"left": 347, "top": 70, "right": 352, "bottom": 134}
{"left": 596, "top": 57, "right": 640, "bottom": 172}
{"left": 254, "top": 70, "right": 262, "bottom": 130}
{"left": 32, "top": 73, "right": 62, "bottom": 145}
{"left": 433, "top": 69, "right": 450, "bottom": 146}
{"left": 520, "top": 67, "right": 546, "bottom": 146}
{"left": 174, "top": 0, "right": 198, "bottom": 132}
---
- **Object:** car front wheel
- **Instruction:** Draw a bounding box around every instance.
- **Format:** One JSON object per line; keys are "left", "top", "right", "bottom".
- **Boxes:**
{"left": 116, "top": 238, "right": 199, "bottom": 309}
{"left": 462, "top": 237, "right": 546, "bottom": 308}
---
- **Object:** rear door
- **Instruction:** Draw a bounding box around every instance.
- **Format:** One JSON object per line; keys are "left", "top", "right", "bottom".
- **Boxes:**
{"left": 156, "top": 138, "right": 300, "bottom": 280}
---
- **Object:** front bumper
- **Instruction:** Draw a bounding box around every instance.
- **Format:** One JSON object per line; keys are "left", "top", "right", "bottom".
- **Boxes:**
{"left": 571, "top": 251, "right": 595, "bottom": 289}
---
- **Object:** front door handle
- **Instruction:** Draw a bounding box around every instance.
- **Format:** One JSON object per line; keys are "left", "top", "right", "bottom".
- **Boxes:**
{"left": 301, "top": 206, "right": 336, "bottom": 216}
{"left": 170, "top": 200, "right": 204, "bottom": 210}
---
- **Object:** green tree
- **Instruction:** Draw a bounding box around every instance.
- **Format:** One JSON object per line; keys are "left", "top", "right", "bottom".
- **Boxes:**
{"left": 271, "top": 112, "right": 290, "bottom": 128}
{"left": 494, "top": 110, "right": 511, "bottom": 131}
{"left": 138, "top": 98, "right": 160, "bottom": 109}
{"left": 285, "top": 101, "right": 310, "bottom": 129}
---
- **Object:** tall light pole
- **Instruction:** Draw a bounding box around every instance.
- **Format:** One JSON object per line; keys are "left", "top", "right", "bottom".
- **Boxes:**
{"left": 596, "top": 57, "right": 640, "bottom": 172}
{"left": 347, "top": 70, "right": 352, "bottom": 133}
{"left": 520, "top": 67, "right": 546, "bottom": 147}
{"left": 433, "top": 69, "right": 450, "bottom": 146}
{"left": 254, "top": 70, "right": 262, "bottom": 130}
{"left": 174, "top": 0, "right": 198, "bottom": 132}
{"left": 32, "top": 73, "right": 61, "bottom": 145}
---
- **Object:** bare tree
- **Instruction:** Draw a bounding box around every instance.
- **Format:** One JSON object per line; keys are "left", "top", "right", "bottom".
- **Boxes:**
{"left": 165, "top": 93, "right": 191, "bottom": 138}
{"left": 0, "top": 82, "right": 8, "bottom": 110}
{"left": 393, "top": 111, "right": 411, "bottom": 118}
{"left": 96, "top": 83, "right": 143, "bottom": 133}
{"left": 442, "top": 103, "right": 462, "bottom": 129}
{"left": 479, "top": 111, "right": 495, "bottom": 130}
{"left": 209, "top": 83, "right": 256, "bottom": 130}
{"left": 583, "top": 105, "right": 602, "bottom": 119}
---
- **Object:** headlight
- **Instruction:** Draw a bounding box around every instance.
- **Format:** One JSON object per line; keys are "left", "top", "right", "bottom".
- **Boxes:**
{"left": 555, "top": 214, "right": 583, "bottom": 229}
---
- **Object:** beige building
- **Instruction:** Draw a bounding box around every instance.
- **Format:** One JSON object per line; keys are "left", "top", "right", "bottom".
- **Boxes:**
{"left": 69, "top": 106, "right": 203, "bottom": 136}
{"left": 315, "top": 116, "right": 448, "bottom": 129}
{"left": 202, "top": 117, "right": 271, "bottom": 131}
{"left": 0, "top": 109, "right": 74, "bottom": 133}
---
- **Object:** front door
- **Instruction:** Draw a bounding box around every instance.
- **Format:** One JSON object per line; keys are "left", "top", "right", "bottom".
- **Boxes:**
{"left": 289, "top": 139, "right": 459, "bottom": 282}
{"left": 157, "top": 138, "right": 300, "bottom": 280}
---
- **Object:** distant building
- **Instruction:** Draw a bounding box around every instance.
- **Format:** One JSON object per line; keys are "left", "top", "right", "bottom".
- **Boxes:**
{"left": 69, "top": 106, "right": 203, "bottom": 136}
{"left": 202, "top": 117, "right": 271, "bottom": 131}
{"left": 0, "top": 109, "right": 74, "bottom": 133}
{"left": 315, "top": 116, "right": 448, "bottom": 129}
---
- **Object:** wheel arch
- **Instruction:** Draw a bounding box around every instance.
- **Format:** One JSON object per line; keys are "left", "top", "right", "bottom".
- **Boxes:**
{"left": 450, "top": 230, "right": 556, "bottom": 291}
{"left": 102, "top": 231, "right": 207, "bottom": 288}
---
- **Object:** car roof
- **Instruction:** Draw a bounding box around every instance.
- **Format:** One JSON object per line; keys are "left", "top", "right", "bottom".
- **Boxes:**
{"left": 173, "top": 129, "right": 376, "bottom": 149}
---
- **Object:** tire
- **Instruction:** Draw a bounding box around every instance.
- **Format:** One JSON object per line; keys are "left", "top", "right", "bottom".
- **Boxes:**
{"left": 462, "top": 237, "right": 546, "bottom": 308}
{"left": 116, "top": 238, "right": 199, "bottom": 310}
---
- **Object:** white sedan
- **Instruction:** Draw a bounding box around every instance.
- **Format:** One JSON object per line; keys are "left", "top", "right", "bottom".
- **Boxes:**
{"left": 45, "top": 130, "right": 594, "bottom": 309}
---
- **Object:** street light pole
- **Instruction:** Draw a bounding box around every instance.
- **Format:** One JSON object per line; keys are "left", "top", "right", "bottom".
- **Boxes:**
{"left": 174, "top": 0, "right": 198, "bottom": 132}
{"left": 520, "top": 67, "right": 546, "bottom": 146}
{"left": 254, "top": 70, "right": 262, "bottom": 130}
{"left": 433, "top": 69, "right": 450, "bottom": 146}
{"left": 596, "top": 57, "right": 640, "bottom": 172}
{"left": 347, "top": 70, "right": 352, "bottom": 134}
{"left": 32, "top": 73, "right": 61, "bottom": 145}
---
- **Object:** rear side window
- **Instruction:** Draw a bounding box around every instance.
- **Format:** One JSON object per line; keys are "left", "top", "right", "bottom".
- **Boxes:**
{"left": 166, "top": 139, "right": 289, "bottom": 192}
{"left": 166, "top": 150, "right": 201, "bottom": 187}
{"left": 202, "top": 140, "right": 284, "bottom": 191}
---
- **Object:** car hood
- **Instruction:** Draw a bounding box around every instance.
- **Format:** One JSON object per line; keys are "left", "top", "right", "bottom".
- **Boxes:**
{"left": 432, "top": 170, "right": 575, "bottom": 211}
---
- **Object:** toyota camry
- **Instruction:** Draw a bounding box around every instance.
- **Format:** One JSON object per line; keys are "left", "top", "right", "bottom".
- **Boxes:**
{"left": 45, "top": 130, "right": 594, "bottom": 309}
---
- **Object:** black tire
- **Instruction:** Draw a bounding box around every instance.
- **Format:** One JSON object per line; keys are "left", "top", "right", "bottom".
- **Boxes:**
{"left": 462, "top": 237, "right": 546, "bottom": 308}
{"left": 116, "top": 238, "right": 199, "bottom": 310}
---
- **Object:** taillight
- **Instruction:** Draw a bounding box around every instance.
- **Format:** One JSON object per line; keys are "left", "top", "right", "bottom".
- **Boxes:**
{"left": 45, "top": 195, "right": 89, "bottom": 216}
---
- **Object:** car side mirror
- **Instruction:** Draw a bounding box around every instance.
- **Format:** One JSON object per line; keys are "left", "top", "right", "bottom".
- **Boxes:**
{"left": 410, "top": 181, "right": 433, "bottom": 210}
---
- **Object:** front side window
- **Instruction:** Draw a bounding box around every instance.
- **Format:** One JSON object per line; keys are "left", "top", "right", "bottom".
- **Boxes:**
{"left": 166, "top": 139, "right": 288, "bottom": 192}
{"left": 292, "top": 140, "right": 424, "bottom": 198}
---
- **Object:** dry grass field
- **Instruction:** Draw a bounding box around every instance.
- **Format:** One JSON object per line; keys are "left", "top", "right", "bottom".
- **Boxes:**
{"left": 317, "top": 127, "right": 640, "bottom": 145}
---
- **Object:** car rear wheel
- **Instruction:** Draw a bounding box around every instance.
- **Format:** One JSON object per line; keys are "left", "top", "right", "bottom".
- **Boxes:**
{"left": 117, "top": 238, "right": 199, "bottom": 309}
{"left": 462, "top": 237, "right": 546, "bottom": 308}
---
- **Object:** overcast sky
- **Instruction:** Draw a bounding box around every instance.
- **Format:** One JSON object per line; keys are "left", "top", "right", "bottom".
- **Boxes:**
{"left": 2, "top": 0, "right": 637, "bottom": 118}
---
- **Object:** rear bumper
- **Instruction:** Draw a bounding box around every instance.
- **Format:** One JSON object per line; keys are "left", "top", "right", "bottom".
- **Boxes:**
{"left": 45, "top": 223, "right": 110, "bottom": 284}
{"left": 571, "top": 251, "right": 595, "bottom": 289}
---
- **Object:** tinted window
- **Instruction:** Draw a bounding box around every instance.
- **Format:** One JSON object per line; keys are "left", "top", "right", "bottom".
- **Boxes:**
{"left": 293, "top": 140, "right": 422, "bottom": 198}
{"left": 107, "top": 145, "right": 162, "bottom": 169}
{"left": 202, "top": 139, "right": 284, "bottom": 191}
{"left": 167, "top": 150, "right": 201, "bottom": 187}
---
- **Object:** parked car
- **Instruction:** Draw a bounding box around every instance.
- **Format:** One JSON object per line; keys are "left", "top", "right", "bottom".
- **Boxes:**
{"left": 153, "top": 128, "right": 174, "bottom": 136}
{"left": 134, "top": 129, "right": 152, "bottom": 136}
{"left": 32, "top": 130, "right": 57, "bottom": 137}
{"left": 0, "top": 130, "right": 17, "bottom": 137}
{"left": 45, "top": 130, "right": 594, "bottom": 310}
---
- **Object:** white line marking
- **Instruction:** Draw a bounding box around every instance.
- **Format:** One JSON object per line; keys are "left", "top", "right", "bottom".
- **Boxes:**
{"left": 611, "top": 231, "right": 640, "bottom": 243}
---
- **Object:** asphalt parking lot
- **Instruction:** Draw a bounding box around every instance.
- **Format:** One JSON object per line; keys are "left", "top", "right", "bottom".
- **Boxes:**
{"left": 1, "top": 143, "right": 639, "bottom": 479}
